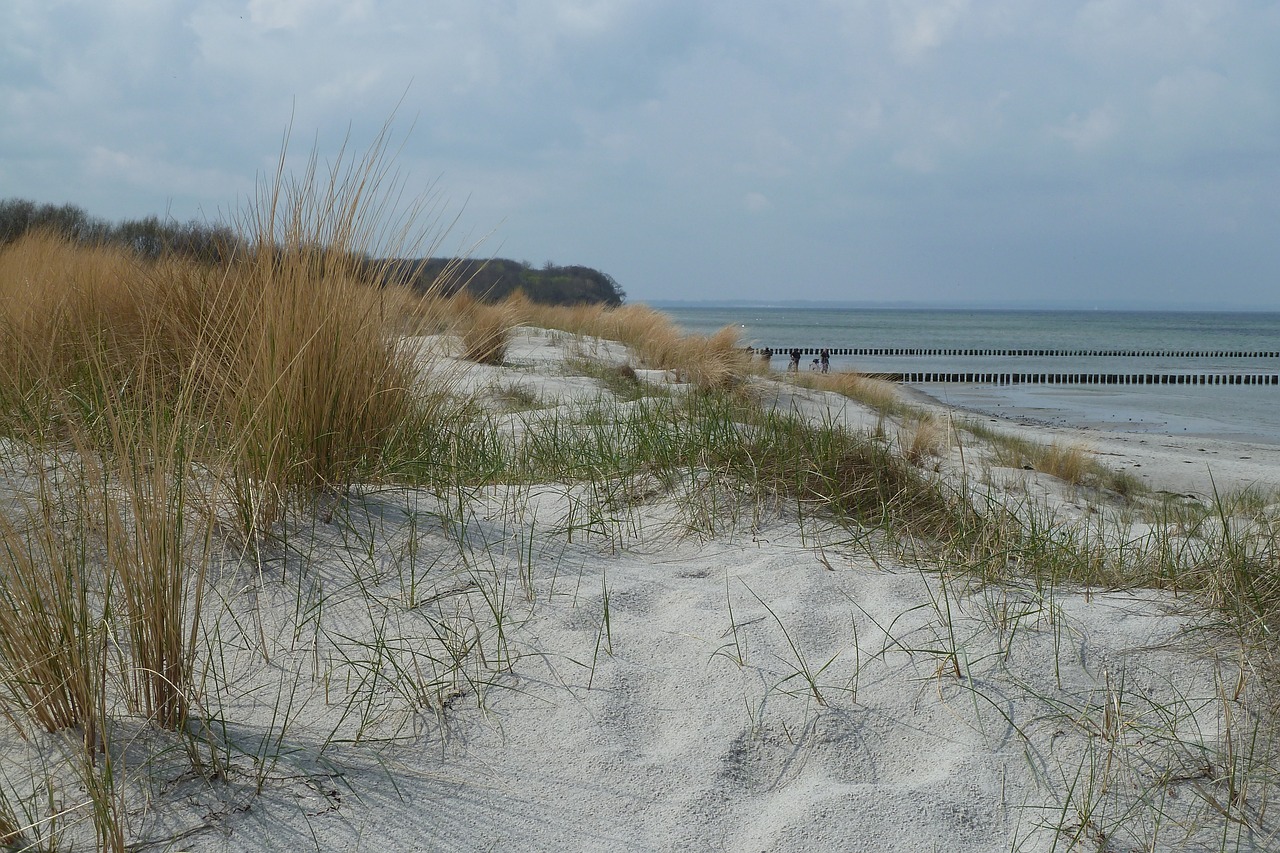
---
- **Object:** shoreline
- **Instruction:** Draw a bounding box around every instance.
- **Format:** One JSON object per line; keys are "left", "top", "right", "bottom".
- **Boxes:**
{"left": 664, "top": 303, "right": 1280, "bottom": 450}
{"left": 896, "top": 381, "right": 1280, "bottom": 497}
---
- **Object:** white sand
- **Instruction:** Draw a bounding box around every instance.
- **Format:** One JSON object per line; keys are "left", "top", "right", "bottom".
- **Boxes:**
{"left": 4, "top": 326, "right": 1278, "bottom": 851}
{"left": 901, "top": 383, "right": 1280, "bottom": 499}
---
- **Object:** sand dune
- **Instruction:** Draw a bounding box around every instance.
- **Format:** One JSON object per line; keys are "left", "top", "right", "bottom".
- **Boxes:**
{"left": 3, "top": 326, "right": 1278, "bottom": 852}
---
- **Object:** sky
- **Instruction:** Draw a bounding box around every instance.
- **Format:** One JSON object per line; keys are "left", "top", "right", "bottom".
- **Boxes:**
{"left": 3, "top": 1, "right": 1279, "bottom": 309}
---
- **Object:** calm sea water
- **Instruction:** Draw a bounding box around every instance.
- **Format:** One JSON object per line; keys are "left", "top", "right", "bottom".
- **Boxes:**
{"left": 658, "top": 305, "right": 1280, "bottom": 445}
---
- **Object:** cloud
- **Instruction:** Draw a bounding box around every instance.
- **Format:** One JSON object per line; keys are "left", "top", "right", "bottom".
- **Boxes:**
{"left": 85, "top": 145, "right": 253, "bottom": 205}
{"left": 1073, "top": 0, "right": 1232, "bottom": 62}
{"left": 2, "top": 0, "right": 1278, "bottom": 306}
{"left": 891, "top": 0, "right": 970, "bottom": 62}
{"left": 246, "top": 0, "right": 312, "bottom": 31}
{"left": 1051, "top": 106, "right": 1118, "bottom": 152}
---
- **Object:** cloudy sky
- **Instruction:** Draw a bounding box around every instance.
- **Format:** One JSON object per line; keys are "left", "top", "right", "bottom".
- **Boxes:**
{"left": 3, "top": 1, "right": 1278, "bottom": 308}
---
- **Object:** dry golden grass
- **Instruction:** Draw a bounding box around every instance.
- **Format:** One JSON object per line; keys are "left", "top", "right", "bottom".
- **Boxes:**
{"left": 518, "top": 298, "right": 610, "bottom": 338}
{"left": 0, "top": 470, "right": 106, "bottom": 746}
{"left": 792, "top": 370, "right": 902, "bottom": 414}
{"left": 607, "top": 304, "right": 683, "bottom": 365}
{"left": 208, "top": 123, "right": 442, "bottom": 526}
{"left": 978, "top": 428, "right": 1091, "bottom": 485}
{"left": 674, "top": 325, "right": 751, "bottom": 390}
{"left": 93, "top": 377, "right": 211, "bottom": 730}
{"left": 575, "top": 303, "right": 750, "bottom": 389}
{"left": 436, "top": 296, "right": 897, "bottom": 402}
{"left": 0, "top": 231, "right": 152, "bottom": 423}
{"left": 202, "top": 262, "right": 416, "bottom": 531}
{"left": 1037, "top": 442, "right": 1091, "bottom": 485}
{"left": 5, "top": 237, "right": 408, "bottom": 462}
{"left": 0, "top": 126, "right": 440, "bottom": 742}
{"left": 459, "top": 299, "right": 521, "bottom": 365}
{"left": 451, "top": 296, "right": 752, "bottom": 391}
{"left": 0, "top": 123, "right": 451, "bottom": 848}
{"left": 899, "top": 413, "right": 949, "bottom": 464}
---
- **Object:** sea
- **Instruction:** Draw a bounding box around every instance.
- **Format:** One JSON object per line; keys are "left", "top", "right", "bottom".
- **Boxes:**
{"left": 658, "top": 305, "right": 1280, "bottom": 446}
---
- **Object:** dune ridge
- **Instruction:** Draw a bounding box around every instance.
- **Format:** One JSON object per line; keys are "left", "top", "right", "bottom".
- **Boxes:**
{"left": 2, "top": 312, "right": 1280, "bottom": 851}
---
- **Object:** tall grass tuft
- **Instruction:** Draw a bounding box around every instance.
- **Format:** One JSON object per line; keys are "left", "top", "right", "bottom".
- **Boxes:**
{"left": 459, "top": 299, "right": 520, "bottom": 365}
{"left": 506, "top": 300, "right": 749, "bottom": 390}
{"left": 171, "top": 123, "right": 433, "bottom": 534}
{"left": 899, "top": 413, "right": 947, "bottom": 464}
{"left": 678, "top": 326, "right": 751, "bottom": 390}
{"left": 0, "top": 231, "right": 151, "bottom": 437}
{"left": 791, "top": 370, "right": 902, "bottom": 415}
{"left": 93, "top": 371, "right": 211, "bottom": 730}
{"left": 1037, "top": 442, "right": 1091, "bottom": 486}
{"left": 0, "top": 459, "right": 108, "bottom": 753}
{"left": 196, "top": 264, "right": 417, "bottom": 535}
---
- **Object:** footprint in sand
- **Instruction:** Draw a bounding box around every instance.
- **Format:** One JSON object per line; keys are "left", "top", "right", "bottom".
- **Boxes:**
{"left": 717, "top": 709, "right": 970, "bottom": 794}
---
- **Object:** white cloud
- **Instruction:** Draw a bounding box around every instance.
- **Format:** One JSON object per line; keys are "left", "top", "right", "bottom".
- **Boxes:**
{"left": 1147, "top": 66, "right": 1229, "bottom": 130}
{"left": 2, "top": 0, "right": 1278, "bottom": 305}
{"left": 891, "top": 0, "right": 970, "bottom": 62}
{"left": 1051, "top": 107, "right": 1118, "bottom": 152}
{"left": 246, "top": 0, "right": 371, "bottom": 32}
{"left": 1074, "top": 0, "right": 1232, "bottom": 61}
{"left": 551, "top": 0, "right": 629, "bottom": 35}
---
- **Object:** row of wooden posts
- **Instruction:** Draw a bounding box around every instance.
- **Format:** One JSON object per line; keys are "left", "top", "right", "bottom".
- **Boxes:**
{"left": 758, "top": 347, "right": 1280, "bottom": 358}
{"left": 862, "top": 372, "right": 1279, "bottom": 386}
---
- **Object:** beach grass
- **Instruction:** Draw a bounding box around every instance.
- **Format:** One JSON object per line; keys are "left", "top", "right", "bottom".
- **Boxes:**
{"left": 520, "top": 300, "right": 752, "bottom": 391}
{"left": 5, "top": 164, "right": 1280, "bottom": 849}
{"left": 788, "top": 369, "right": 905, "bottom": 415}
{"left": 0, "top": 130, "right": 462, "bottom": 847}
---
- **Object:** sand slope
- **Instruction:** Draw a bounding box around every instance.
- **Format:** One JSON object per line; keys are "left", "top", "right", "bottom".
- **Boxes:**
{"left": 192, "top": 329, "right": 1277, "bottom": 851}
{"left": 4, "top": 327, "right": 1276, "bottom": 852}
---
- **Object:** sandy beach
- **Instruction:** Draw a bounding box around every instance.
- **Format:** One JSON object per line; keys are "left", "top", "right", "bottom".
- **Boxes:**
{"left": 4, "top": 324, "right": 1279, "bottom": 852}
{"left": 899, "top": 382, "right": 1280, "bottom": 499}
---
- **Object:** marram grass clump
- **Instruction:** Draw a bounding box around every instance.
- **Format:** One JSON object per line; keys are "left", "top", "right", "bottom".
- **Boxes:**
{"left": 459, "top": 299, "right": 519, "bottom": 365}
{"left": 0, "top": 122, "right": 467, "bottom": 849}
{"left": 511, "top": 299, "right": 751, "bottom": 391}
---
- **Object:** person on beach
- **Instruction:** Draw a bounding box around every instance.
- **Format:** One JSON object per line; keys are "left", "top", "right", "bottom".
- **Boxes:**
{"left": 762, "top": 347, "right": 773, "bottom": 368}
{"left": 810, "top": 358, "right": 820, "bottom": 371}
{"left": 789, "top": 348, "right": 801, "bottom": 372}
{"left": 820, "top": 349, "right": 830, "bottom": 374}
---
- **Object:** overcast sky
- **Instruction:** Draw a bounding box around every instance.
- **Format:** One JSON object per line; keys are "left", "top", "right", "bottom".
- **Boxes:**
{"left": 3, "top": 1, "right": 1278, "bottom": 308}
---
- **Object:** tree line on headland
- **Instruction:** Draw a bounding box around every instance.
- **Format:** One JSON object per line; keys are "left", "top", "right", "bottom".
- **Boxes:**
{"left": 0, "top": 198, "right": 625, "bottom": 307}
{"left": 376, "top": 257, "right": 624, "bottom": 307}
